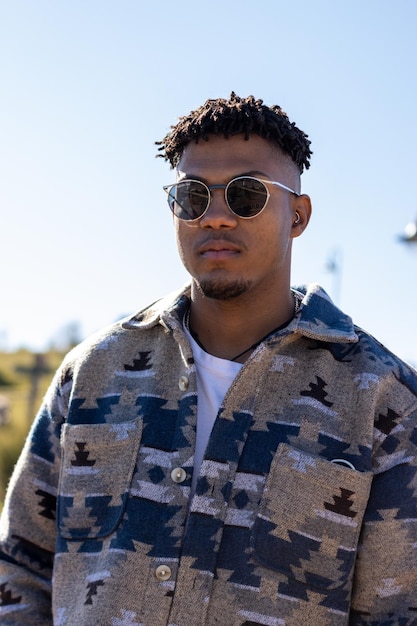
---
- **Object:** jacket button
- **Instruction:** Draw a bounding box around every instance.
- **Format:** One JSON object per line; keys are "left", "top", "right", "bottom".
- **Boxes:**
{"left": 178, "top": 375, "right": 189, "bottom": 391}
{"left": 155, "top": 565, "right": 172, "bottom": 581}
{"left": 171, "top": 467, "right": 187, "bottom": 483}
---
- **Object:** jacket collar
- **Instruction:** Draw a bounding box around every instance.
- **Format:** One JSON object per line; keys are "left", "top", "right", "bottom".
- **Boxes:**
{"left": 290, "top": 283, "right": 357, "bottom": 343}
{"left": 121, "top": 284, "right": 191, "bottom": 331}
{"left": 121, "top": 282, "right": 358, "bottom": 345}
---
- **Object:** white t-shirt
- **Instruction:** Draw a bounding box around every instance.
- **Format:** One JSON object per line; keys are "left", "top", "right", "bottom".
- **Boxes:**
{"left": 183, "top": 323, "right": 243, "bottom": 495}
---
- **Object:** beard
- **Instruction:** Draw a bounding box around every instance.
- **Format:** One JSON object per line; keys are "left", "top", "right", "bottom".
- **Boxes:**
{"left": 196, "top": 278, "right": 251, "bottom": 300}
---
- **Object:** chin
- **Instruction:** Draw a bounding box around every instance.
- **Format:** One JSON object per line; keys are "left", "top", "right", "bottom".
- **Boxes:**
{"left": 197, "top": 278, "right": 251, "bottom": 301}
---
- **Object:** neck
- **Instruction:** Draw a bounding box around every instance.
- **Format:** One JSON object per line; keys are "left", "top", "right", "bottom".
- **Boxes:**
{"left": 187, "top": 286, "right": 297, "bottom": 363}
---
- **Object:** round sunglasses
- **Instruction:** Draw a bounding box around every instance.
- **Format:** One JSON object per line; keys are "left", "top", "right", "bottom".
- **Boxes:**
{"left": 163, "top": 176, "right": 299, "bottom": 222}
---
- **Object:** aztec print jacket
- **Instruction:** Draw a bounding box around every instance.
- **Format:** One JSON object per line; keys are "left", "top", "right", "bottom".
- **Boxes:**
{"left": 1, "top": 283, "right": 417, "bottom": 626}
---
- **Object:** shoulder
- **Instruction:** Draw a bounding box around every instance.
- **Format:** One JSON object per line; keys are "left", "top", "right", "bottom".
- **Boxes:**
{"left": 52, "top": 286, "right": 191, "bottom": 389}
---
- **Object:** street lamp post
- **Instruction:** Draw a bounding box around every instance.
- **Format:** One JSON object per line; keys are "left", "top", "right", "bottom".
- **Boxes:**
{"left": 399, "top": 218, "right": 417, "bottom": 243}
{"left": 325, "top": 248, "right": 343, "bottom": 307}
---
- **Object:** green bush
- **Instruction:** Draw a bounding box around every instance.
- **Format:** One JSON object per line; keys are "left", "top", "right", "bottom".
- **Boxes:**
{"left": 0, "top": 368, "right": 16, "bottom": 387}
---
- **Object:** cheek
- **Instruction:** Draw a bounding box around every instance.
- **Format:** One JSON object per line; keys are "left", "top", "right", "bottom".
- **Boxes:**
{"left": 254, "top": 217, "right": 293, "bottom": 264}
{"left": 257, "top": 212, "right": 292, "bottom": 245}
{"left": 174, "top": 223, "right": 184, "bottom": 258}
{"left": 174, "top": 221, "right": 194, "bottom": 266}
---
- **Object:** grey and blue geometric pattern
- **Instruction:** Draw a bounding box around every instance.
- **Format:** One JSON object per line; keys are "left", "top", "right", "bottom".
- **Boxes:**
{"left": 1, "top": 284, "right": 417, "bottom": 625}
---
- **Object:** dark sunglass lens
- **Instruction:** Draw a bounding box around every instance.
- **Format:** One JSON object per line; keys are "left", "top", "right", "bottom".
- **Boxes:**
{"left": 227, "top": 178, "right": 268, "bottom": 217}
{"left": 171, "top": 181, "right": 209, "bottom": 220}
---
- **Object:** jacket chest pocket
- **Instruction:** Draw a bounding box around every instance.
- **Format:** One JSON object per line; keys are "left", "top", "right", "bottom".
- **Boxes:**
{"left": 252, "top": 443, "right": 372, "bottom": 591}
{"left": 57, "top": 418, "right": 142, "bottom": 540}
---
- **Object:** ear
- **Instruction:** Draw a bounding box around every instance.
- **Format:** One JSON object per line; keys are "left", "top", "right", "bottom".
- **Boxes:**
{"left": 290, "top": 194, "right": 312, "bottom": 238}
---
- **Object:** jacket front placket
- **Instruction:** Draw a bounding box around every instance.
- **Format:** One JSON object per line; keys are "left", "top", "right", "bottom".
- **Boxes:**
{"left": 166, "top": 345, "right": 267, "bottom": 625}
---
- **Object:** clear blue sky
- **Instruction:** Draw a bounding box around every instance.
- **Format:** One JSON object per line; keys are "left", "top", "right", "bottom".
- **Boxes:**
{"left": 1, "top": 0, "right": 417, "bottom": 366}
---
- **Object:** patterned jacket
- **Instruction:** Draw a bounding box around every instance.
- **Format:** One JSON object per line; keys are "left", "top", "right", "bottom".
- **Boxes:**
{"left": 1, "top": 283, "right": 417, "bottom": 626}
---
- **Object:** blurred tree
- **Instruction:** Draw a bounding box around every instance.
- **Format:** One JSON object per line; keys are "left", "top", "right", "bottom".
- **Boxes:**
{"left": 16, "top": 354, "right": 53, "bottom": 426}
{"left": 49, "top": 321, "right": 83, "bottom": 351}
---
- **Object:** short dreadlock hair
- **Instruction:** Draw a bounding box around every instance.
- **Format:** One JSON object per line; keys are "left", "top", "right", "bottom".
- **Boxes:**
{"left": 156, "top": 92, "right": 312, "bottom": 174}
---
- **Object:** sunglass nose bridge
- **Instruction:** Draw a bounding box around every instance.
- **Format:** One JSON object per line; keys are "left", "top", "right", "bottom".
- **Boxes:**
{"left": 206, "top": 182, "right": 228, "bottom": 192}
{"left": 205, "top": 182, "right": 230, "bottom": 212}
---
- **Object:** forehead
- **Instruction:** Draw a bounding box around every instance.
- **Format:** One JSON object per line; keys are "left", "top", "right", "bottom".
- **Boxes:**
{"left": 177, "top": 133, "right": 286, "bottom": 181}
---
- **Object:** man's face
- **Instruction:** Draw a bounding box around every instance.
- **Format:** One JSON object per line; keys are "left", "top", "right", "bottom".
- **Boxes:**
{"left": 174, "top": 133, "right": 307, "bottom": 303}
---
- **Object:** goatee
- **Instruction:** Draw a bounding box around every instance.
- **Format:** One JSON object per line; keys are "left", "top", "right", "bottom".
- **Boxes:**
{"left": 197, "top": 279, "right": 250, "bottom": 300}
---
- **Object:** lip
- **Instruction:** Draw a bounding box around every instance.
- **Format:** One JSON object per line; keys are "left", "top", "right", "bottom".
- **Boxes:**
{"left": 197, "top": 239, "right": 241, "bottom": 259}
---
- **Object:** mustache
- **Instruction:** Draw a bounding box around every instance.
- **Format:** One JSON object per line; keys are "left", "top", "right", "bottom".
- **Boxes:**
{"left": 197, "top": 233, "right": 245, "bottom": 247}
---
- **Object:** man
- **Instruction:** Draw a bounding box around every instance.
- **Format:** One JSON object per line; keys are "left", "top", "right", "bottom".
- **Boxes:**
{"left": 1, "top": 93, "right": 417, "bottom": 625}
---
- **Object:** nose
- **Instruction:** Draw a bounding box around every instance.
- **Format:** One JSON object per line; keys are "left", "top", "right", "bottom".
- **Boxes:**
{"left": 199, "top": 187, "right": 238, "bottom": 229}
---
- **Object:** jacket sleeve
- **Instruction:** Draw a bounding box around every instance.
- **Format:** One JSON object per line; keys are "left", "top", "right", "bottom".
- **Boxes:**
{"left": 0, "top": 370, "right": 66, "bottom": 625}
{"left": 350, "top": 402, "right": 417, "bottom": 623}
